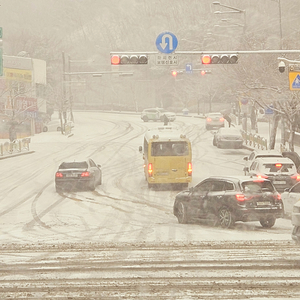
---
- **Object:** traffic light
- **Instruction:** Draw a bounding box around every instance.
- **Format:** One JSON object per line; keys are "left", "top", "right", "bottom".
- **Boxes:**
{"left": 201, "top": 54, "right": 238, "bottom": 64}
{"left": 171, "top": 70, "right": 183, "bottom": 77}
{"left": 171, "top": 70, "right": 178, "bottom": 77}
{"left": 111, "top": 54, "right": 148, "bottom": 65}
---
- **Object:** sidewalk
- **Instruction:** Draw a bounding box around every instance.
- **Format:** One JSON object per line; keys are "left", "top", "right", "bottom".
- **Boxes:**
{"left": 234, "top": 119, "right": 300, "bottom": 154}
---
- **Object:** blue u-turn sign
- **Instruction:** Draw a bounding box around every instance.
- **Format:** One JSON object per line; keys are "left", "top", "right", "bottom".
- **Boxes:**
{"left": 156, "top": 32, "right": 178, "bottom": 54}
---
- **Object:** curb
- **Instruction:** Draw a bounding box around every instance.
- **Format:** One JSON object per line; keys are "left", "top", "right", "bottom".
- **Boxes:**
{"left": 0, "top": 150, "right": 35, "bottom": 160}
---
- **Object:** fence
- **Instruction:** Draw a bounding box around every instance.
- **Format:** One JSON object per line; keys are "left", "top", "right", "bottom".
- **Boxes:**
{"left": 0, "top": 138, "right": 31, "bottom": 156}
{"left": 241, "top": 130, "right": 268, "bottom": 150}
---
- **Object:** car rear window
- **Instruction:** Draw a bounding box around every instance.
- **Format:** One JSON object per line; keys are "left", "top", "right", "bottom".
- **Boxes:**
{"left": 59, "top": 162, "right": 88, "bottom": 169}
{"left": 262, "top": 163, "right": 296, "bottom": 174}
{"left": 242, "top": 181, "right": 275, "bottom": 193}
{"left": 151, "top": 142, "right": 189, "bottom": 156}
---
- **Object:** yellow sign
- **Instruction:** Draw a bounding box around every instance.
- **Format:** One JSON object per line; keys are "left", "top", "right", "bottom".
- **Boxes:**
{"left": 289, "top": 64, "right": 300, "bottom": 90}
{"left": 4, "top": 68, "right": 32, "bottom": 82}
{"left": 289, "top": 72, "right": 300, "bottom": 90}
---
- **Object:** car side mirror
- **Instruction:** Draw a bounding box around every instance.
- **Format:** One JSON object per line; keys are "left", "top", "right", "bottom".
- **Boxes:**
{"left": 243, "top": 156, "right": 248, "bottom": 161}
{"left": 284, "top": 188, "right": 290, "bottom": 193}
{"left": 139, "top": 146, "right": 142, "bottom": 152}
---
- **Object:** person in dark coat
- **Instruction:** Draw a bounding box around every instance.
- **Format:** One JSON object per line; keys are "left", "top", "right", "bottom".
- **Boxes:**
{"left": 223, "top": 113, "right": 232, "bottom": 127}
{"left": 9, "top": 124, "right": 17, "bottom": 142}
{"left": 163, "top": 114, "right": 169, "bottom": 126}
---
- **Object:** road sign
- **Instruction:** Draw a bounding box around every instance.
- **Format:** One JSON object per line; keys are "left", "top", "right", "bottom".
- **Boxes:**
{"left": 156, "top": 32, "right": 178, "bottom": 54}
{"left": 155, "top": 54, "right": 178, "bottom": 66}
{"left": 241, "top": 98, "right": 248, "bottom": 105}
{"left": 288, "top": 64, "right": 300, "bottom": 90}
{"left": 265, "top": 106, "right": 274, "bottom": 115}
{"left": 185, "top": 63, "right": 192, "bottom": 74}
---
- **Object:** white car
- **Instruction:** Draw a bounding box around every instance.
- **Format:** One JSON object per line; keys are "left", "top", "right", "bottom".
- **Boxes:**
{"left": 292, "top": 199, "right": 300, "bottom": 243}
{"left": 248, "top": 156, "right": 300, "bottom": 193}
{"left": 212, "top": 127, "right": 243, "bottom": 149}
{"left": 243, "top": 149, "right": 283, "bottom": 175}
{"left": 281, "top": 181, "right": 300, "bottom": 218}
{"left": 141, "top": 108, "right": 176, "bottom": 122}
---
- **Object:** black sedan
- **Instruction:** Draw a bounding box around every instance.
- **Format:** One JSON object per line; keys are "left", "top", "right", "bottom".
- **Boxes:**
{"left": 173, "top": 176, "right": 283, "bottom": 229}
{"left": 55, "top": 159, "right": 102, "bottom": 192}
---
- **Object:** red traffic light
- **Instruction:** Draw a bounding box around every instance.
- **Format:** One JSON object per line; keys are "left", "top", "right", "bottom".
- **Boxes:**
{"left": 111, "top": 54, "right": 148, "bottom": 65}
{"left": 171, "top": 70, "right": 178, "bottom": 77}
{"left": 111, "top": 55, "right": 120, "bottom": 65}
{"left": 201, "top": 55, "right": 211, "bottom": 64}
{"left": 201, "top": 70, "right": 206, "bottom": 75}
{"left": 201, "top": 54, "right": 238, "bottom": 64}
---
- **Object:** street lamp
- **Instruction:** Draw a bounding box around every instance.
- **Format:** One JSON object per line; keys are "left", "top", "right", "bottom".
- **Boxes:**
{"left": 213, "top": 1, "right": 246, "bottom": 33}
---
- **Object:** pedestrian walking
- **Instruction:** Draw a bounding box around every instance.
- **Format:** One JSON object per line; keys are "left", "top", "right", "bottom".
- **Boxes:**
{"left": 223, "top": 113, "right": 232, "bottom": 128}
{"left": 163, "top": 114, "right": 169, "bottom": 126}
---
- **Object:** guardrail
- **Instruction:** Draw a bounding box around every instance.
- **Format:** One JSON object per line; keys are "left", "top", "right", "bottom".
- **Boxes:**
{"left": 241, "top": 130, "right": 268, "bottom": 150}
{"left": 0, "top": 138, "right": 31, "bottom": 156}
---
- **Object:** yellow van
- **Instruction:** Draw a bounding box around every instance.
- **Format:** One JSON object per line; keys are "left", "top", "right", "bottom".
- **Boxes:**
{"left": 140, "top": 126, "right": 192, "bottom": 188}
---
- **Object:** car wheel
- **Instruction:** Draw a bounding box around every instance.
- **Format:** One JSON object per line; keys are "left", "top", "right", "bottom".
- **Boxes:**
{"left": 176, "top": 201, "right": 189, "bottom": 224}
{"left": 143, "top": 116, "right": 148, "bottom": 122}
{"left": 213, "top": 137, "right": 216, "bottom": 146}
{"left": 43, "top": 126, "right": 48, "bottom": 132}
{"left": 260, "top": 215, "right": 276, "bottom": 228}
{"left": 217, "top": 141, "right": 221, "bottom": 148}
{"left": 99, "top": 175, "right": 102, "bottom": 186}
{"left": 218, "top": 207, "right": 235, "bottom": 228}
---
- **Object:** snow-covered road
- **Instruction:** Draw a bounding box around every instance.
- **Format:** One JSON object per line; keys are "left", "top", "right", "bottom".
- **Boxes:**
{"left": 0, "top": 111, "right": 298, "bottom": 299}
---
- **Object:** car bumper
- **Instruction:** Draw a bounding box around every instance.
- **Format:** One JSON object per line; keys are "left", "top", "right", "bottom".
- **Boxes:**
{"left": 235, "top": 206, "right": 283, "bottom": 222}
{"left": 55, "top": 178, "right": 92, "bottom": 190}
{"left": 218, "top": 140, "right": 243, "bottom": 148}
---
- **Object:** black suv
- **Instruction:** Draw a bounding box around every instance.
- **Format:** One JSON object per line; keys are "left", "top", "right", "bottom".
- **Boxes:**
{"left": 173, "top": 176, "right": 283, "bottom": 229}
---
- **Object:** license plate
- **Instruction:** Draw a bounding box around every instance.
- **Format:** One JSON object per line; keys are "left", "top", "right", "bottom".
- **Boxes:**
{"left": 66, "top": 174, "right": 77, "bottom": 177}
{"left": 273, "top": 180, "right": 286, "bottom": 184}
{"left": 257, "top": 201, "right": 271, "bottom": 206}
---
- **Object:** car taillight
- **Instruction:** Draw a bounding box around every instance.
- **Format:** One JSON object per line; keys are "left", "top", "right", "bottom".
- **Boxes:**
{"left": 55, "top": 172, "right": 63, "bottom": 178}
{"left": 255, "top": 174, "right": 268, "bottom": 181}
{"left": 291, "top": 174, "right": 300, "bottom": 181}
{"left": 206, "top": 118, "right": 212, "bottom": 122}
{"left": 235, "top": 194, "right": 245, "bottom": 202}
{"left": 81, "top": 171, "right": 90, "bottom": 177}
{"left": 187, "top": 162, "right": 192, "bottom": 176}
{"left": 148, "top": 163, "right": 153, "bottom": 177}
{"left": 276, "top": 193, "right": 281, "bottom": 200}
{"left": 219, "top": 117, "right": 225, "bottom": 122}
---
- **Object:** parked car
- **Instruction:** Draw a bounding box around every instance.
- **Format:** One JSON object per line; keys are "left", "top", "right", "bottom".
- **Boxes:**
{"left": 55, "top": 159, "right": 102, "bottom": 192}
{"left": 213, "top": 127, "right": 243, "bottom": 149}
{"left": 141, "top": 108, "right": 176, "bottom": 122}
{"left": 173, "top": 176, "right": 283, "bottom": 229}
{"left": 281, "top": 181, "right": 300, "bottom": 218}
{"left": 205, "top": 112, "right": 225, "bottom": 130}
{"left": 292, "top": 199, "right": 300, "bottom": 243}
{"left": 243, "top": 149, "right": 283, "bottom": 175}
{"left": 248, "top": 157, "right": 300, "bottom": 193}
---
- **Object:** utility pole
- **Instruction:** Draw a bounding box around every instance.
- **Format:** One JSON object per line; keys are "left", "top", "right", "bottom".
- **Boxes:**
{"left": 68, "top": 55, "right": 74, "bottom": 122}
{"left": 61, "top": 51, "right": 67, "bottom": 134}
